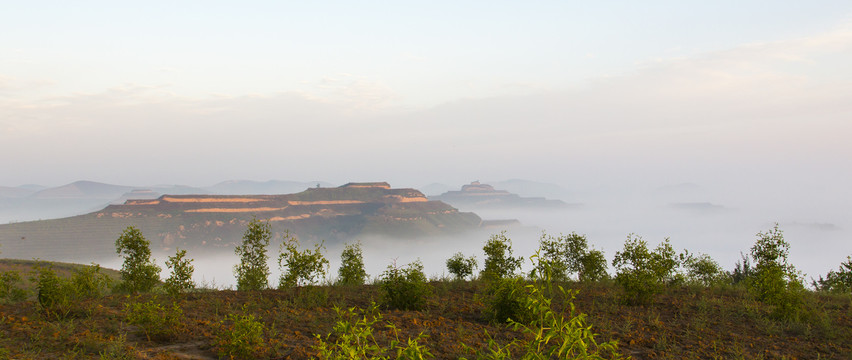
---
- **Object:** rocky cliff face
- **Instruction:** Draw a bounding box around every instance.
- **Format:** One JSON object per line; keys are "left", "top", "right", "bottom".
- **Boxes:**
{"left": 0, "top": 183, "right": 482, "bottom": 262}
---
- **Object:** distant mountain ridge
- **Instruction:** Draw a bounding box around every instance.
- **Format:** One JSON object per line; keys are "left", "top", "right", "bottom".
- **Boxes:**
{"left": 0, "top": 180, "right": 329, "bottom": 223}
{"left": 0, "top": 186, "right": 35, "bottom": 199}
{"left": 29, "top": 181, "right": 136, "bottom": 200}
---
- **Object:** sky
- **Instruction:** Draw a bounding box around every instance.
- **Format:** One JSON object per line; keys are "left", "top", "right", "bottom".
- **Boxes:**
{"left": 3, "top": 1, "right": 852, "bottom": 283}
{"left": 2, "top": 1, "right": 852, "bottom": 189}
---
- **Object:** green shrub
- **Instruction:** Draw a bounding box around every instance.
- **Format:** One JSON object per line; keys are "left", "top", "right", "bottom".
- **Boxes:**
{"left": 534, "top": 232, "right": 590, "bottom": 281}
{"left": 234, "top": 218, "right": 271, "bottom": 291}
{"left": 813, "top": 255, "right": 852, "bottom": 293}
{"left": 33, "top": 263, "right": 112, "bottom": 318}
{"left": 747, "top": 224, "right": 805, "bottom": 321}
{"left": 216, "top": 310, "right": 267, "bottom": 359}
{"left": 466, "top": 252, "right": 623, "bottom": 360}
{"left": 124, "top": 299, "right": 183, "bottom": 341}
{"left": 481, "top": 231, "right": 524, "bottom": 281}
{"left": 612, "top": 235, "right": 683, "bottom": 305}
{"left": 337, "top": 241, "right": 368, "bottom": 286}
{"left": 484, "top": 276, "right": 531, "bottom": 324}
{"left": 579, "top": 249, "right": 610, "bottom": 282}
{"left": 164, "top": 248, "right": 195, "bottom": 297}
{"left": 682, "top": 252, "right": 724, "bottom": 286}
{"left": 446, "top": 252, "right": 477, "bottom": 281}
{"left": 288, "top": 286, "right": 330, "bottom": 309}
{"left": 511, "top": 286, "right": 623, "bottom": 359}
{"left": 314, "top": 303, "right": 433, "bottom": 359}
{"left": 0, "top": 270, "right": 26, "bottom": 303}
{"left": 278, "top": 230, "right": 329, "bottom": 288}
{"left": 72, "top": 263, "right": 112, "bottom": 298}
{"left": 731, "top": 252, "right": 752, "bottom": 285}
{"left": 115, "top": 226, "right": 161, "bottom": 293}
{"left": 34, "top": 265, "right": 74, "bottom": 318}
{"left": 380, "top": 260, "right": 431, "bottom": 311}
{"left": 98, "top": 334, "right": 133, "bottom": 360}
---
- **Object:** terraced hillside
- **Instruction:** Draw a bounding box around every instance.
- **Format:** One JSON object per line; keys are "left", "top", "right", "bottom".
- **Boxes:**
{"left": 0, "top": 183, "right": 482, "bottom": 263}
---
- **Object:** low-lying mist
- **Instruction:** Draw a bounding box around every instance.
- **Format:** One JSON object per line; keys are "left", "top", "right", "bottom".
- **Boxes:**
{"left": 95, "top": 186, "right": 850, "bottom": 290}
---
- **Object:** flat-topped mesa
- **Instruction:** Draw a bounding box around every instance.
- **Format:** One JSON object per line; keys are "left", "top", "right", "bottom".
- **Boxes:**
{"left": 431, "top": 181, "right": 568, "bottom": 208}
{"left": 109, "top": 182, "right": 435, "bottom": 216}
{"left": 340, "top": 182, "right": 391, "bottom": 189}
{"left": 458, "top": 181, "right": 513, "bottom": 196}
{"left": 0, "top": 181, "right": 485, "bottom": 260}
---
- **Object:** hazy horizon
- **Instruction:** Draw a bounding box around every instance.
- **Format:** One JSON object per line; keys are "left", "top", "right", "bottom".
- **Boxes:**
{"left": 3, "top": 2, "right": 851, "bottom": 287}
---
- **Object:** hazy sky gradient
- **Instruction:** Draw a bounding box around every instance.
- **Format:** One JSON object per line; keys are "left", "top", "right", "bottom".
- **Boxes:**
{"left": 4, "top": 1, "right": 852, "bottom": 283}
{"left": 2, "top": 1, "right": 851, "bottom": 188}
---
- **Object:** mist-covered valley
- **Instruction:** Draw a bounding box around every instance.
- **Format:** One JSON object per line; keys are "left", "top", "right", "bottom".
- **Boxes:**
{"left": 29, "top": 177, "right": 843, "bottom": 290}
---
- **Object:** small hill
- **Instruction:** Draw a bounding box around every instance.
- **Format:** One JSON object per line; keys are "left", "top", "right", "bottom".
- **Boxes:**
{"left": 0, "top": 186, "right": 35, "bottom": 199}
{"left": 431, "top": 181, "right": 570, "bottom": 209}
{"left": 490, "top": 179, "right": 572, "bottom": 200}
{"left": 0, "top": 259, "right": 121, "bottom": 299}
{"left": 0, "top": 183, "right": 482, "bottom": 263}
{"left": 30, "top": 181, "right": 135, "bottom": 200}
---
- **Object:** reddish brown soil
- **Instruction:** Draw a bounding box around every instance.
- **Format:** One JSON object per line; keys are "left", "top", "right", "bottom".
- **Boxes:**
{"left": 1, "top": 281, "right": 850, "bottom": 359}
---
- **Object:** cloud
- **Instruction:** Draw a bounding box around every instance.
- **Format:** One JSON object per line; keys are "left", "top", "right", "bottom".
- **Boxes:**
{"left": 1, "top": 23, "right": 851, "bottom": 186}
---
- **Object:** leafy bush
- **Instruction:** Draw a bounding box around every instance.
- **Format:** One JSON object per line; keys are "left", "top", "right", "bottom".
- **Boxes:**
{"left": 278, "top": 230, "right": 329, "bottom": 288}
{"left": 466, "top": 252, "right": 623, "bottom": 360}
{"left": 682, "top": 251, "right": 724, "bottom": 286}
{"left": 446, "top": 252, "right": 477, "bottom": 281}
{"left": 115, "top": 226, "right": 161, "bottom": 293}
{"left": 33, "top": 263, "right": 112, "bottom": 318}
{"left": 612, "top": 235, "right": 683, "bottom": 305}
{"left": 337, "top": 241, "right": 368, "bottom": 286}
{"left": 813, "top": 255, "right": 852, "bottom": 293}
{"left": 234, "top": 218, "right": 271, "bottom": 291}
{"left": 72, "top": 263, "right": 112, "bottom": 298}
{"left": 98, "top": 334, "right": 133, "bottom": 360}
{"left": 534, "top": 232, "right": 610, "bottom": 282}
{"left": 747, "top": 224, "right": 805, "bottom": 321}
{"left": 481, "top": 231, "right": 524, "bottom": 281}
{"left": 124, "top": 299, "right": 183, "bottom": 341}
{"left": 314, "top": 303, "right": 434, "bottom": 359}
{"left": 164, "top": 248, "right": 195, "bottom": 297}
{"left": 511, "top": 287, "right": 623, "bottom": 359}
{"left": 579, "top": 249, "right": 610, "bottom": 282}
{"left": 484, "top": 276, "right": 531, "bottom": 324}
{"left": 216, "top": 310, "right": 267, "bottom": 359}
{"left": 34, "top": 265, "right": 74, "bottom": 318}
{"left": 380, "top": 260, "right": 431, "bottom": 311}
{"left": 534, "top": 232, "right": 586, "bottom": 281}
{"left": 0, "top": 271, "right": 26, "bottom": 303}
{"left": 731, "top": 252, "right": 752, "bottom": 285}
{"left": 0, "top": 245, "right": 26, "bottom": 303}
